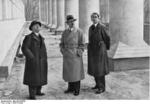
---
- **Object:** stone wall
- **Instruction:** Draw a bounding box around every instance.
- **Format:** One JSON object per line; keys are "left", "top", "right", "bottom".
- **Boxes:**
{"left": 0, "top": 0, "right": 25, "bottom": 77}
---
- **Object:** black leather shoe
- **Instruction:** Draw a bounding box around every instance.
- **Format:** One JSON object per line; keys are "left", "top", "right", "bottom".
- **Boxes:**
{"left": 95, "top": 88, "right": 105, "bottom": 94}
{"left": 29, "top": 96, "right": 36, "bottom": 100}
{"left": 36, "top": 92, "right": 45, "bottom": 96}
{"left": 73, "top": 91, "right": 79, "bottom": 96}
{"left": 64, "top": 89, "right": 73, "bottom": 94}
{"left": 91, "top": 86, "right": 98, "bottom": 90}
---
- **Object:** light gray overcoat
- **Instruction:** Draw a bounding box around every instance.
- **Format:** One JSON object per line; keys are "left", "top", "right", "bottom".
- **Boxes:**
{"left": 60, "top": 27, "right": 85, "bottom": 82}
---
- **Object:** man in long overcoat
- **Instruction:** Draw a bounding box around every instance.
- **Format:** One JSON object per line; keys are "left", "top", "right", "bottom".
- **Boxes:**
{"left": 88, "top": 13, "right": 110, "bottom": 94}
{"left": 22, "top": 20, "right": 48, "bottom": 99}
{"left": 60, "top": 15, "right": 85, "bottom": 96}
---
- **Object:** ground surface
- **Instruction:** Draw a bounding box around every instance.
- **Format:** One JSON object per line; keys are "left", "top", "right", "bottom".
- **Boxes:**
{"left": 0, "top": 29, "right": 149, "bottom": 100}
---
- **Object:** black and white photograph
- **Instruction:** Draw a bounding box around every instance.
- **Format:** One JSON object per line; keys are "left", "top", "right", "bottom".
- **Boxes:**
{"left": 0, "top": 0, "right": 150, "bottom": 103}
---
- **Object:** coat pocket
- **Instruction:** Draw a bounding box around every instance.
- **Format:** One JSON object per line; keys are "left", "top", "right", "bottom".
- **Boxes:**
{"left": 63, "top": 48, "right": 77, "bottom": 57}
{"left": 26, "top": 58, "right": 36, "bottom": 72}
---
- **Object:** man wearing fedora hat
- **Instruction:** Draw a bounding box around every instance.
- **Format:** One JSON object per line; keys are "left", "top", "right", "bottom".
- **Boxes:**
{"left": 60, "top": 15, "right": 85, "bottom": 96}
{"left": 22, "top": 20, "right": 48, "bottom": 99}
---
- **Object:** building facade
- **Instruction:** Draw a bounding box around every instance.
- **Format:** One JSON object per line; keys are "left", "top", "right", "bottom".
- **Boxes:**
{"left": 0, "top": 0, "right": 149, "bottom": 78}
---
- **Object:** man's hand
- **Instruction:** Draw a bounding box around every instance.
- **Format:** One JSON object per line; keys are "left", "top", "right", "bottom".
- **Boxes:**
{"left": 77, "top": 49, "right": 83, "bottom": 57}
{"left": 60, "top": 48, "right": 64, "bottom": 54}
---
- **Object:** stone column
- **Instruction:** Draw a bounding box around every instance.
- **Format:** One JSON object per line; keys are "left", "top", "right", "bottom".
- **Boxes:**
{"left": 0, "top": 0, "right": 3, "bottom": 20}
{"left": 39, "top": 0, "right": 49, "bottom": 24}
{"left": 65, "top": 0, "right": 79, "bottom": 27}
{"left": 45, "top": 0, "right": 49, "bottom": 24}
{"left": 109, "top": 0, "right": 150, "bottom": 58}
{"left": 39, "top": 0, "right": 41, "bottom": 21}
{"left": 100, "top": 0, "right": 109, "bottom": 23}
{"left": 48, "top": 0, "right": 52, "bottom": 26}
{"left": 51, "top": 0, "right": 57, "bottom": 29}
{"left": 11, "top": 1, "right": 13, "bottom": 19}
{"left": 79, "top": 0, "right": 100, "bottom": 42}
{"left": 1, "top": 0, "right": 6, "bottom": 19}
{"left": 56, "top": 0, "right": 65, "bottom": 33}
{"left": 39, "top": 0, "right": 45, "bottom": 22}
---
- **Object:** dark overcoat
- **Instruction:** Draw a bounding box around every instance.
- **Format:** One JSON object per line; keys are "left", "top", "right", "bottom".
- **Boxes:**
{"left": 21, "top": 32, "right": 48, "bottom": 86}
{"left": 88, "top": 23, "right": 110, "bottom": 77}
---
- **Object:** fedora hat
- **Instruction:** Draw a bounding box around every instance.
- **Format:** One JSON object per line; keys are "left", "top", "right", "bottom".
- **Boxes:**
{"left": 66, "top": 15, "right": 76, "bottom": 23}
{"left": 29, "top": 20, "right": 41, "bottom": 31}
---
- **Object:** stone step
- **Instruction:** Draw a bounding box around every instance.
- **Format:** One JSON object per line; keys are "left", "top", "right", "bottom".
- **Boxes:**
{"left": 112, "top": 57, "right": 149, "bottom": 71}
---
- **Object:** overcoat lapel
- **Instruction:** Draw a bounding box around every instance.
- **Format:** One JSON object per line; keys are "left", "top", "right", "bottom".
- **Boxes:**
{"left": 31, "top": 32, "right": 40, "bottom": 42}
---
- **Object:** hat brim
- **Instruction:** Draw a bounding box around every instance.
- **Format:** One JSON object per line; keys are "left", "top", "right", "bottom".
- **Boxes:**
{"left": 66, "top": 19, "right": 77, "bottom": 23}
{"left": 29, "top": 21, "right": 41, "bottom": 31}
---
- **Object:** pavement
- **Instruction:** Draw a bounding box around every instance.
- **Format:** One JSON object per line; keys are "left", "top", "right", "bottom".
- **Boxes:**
{"left": 0, "top": 29, "right": 149, "bottom": 100}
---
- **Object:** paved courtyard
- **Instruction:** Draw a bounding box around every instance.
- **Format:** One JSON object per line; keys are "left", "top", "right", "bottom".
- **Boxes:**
{"left": 0, "top": 29, "right": 149, "bottom": 100}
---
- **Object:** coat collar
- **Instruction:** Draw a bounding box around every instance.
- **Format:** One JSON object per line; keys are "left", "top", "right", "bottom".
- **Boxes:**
{"left": 67, "top": 27, "right": 77, "bottom": 32}
{"left": 92, "top": 22, "right": 101, "bottom": 27}
{"left": 91, "top": 22, "right": 105, "bottom": 30}
{"left": 31, "top": 32, "right": 44, "bottom": 41}
{"left": 91, "top": 23, "right": 99, "bottom": 30}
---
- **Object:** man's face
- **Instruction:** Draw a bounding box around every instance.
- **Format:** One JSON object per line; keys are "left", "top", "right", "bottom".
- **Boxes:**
{"left": 91, "top": 14, "right": 99, "bottom": 24}
{"left": 67, "top": 21, "right": 74, "bottom": 28}
{"left": 32, "top": 24, "right": 41, "bottom": 33}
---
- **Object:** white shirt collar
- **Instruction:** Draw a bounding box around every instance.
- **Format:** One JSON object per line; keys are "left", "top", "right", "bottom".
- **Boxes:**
{"left": 68, "top": 27, "right": 74, "bottom": 31}
{"left": 34, "top": 32, "right": 39, "bottom": 36}
{"left": 94, "top": 23, "right": 98, "bottom": 27}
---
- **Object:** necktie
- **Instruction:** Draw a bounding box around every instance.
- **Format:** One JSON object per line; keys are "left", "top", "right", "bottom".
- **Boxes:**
{"left": 93, "top": 25, "right": 96, "bottom": 30}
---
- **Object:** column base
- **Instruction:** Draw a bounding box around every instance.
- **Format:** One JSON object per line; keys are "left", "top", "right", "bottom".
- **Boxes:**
{"left": 110, "top": 57, "right": 149, "bottom": 71}
{"left": 41, "top": 21, "right": 49, "bottom": 29}
{"left": 50, "top": 24, "right": 57, "bottom": 32}
{"left": 108, "top": 41, "right": 150, "bottom": 58}
{"left": 47, "top": 24, "right": 52, "bottom": 28}
{"left": 55, "top": 26, "right": 64, "bottom": 35}
{"left": 108, "top": 41, "right": 150, "bottom": 71}
{"left": 46, "top": 24, "right": 52, "bottom": 32}
{"left": 55, "top": 31, "right": 63, "bottom": 35}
